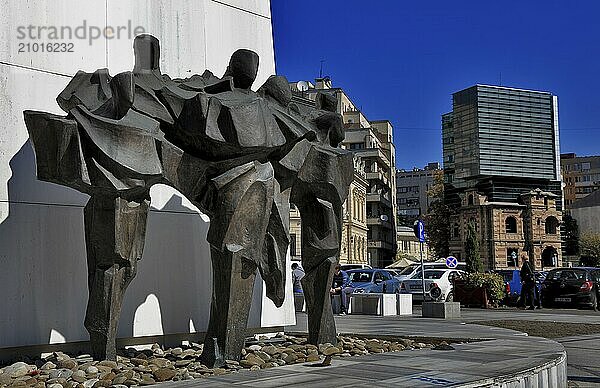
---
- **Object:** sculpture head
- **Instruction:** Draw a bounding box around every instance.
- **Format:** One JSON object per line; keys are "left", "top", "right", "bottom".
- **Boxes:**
{"left": 224, "top": 49, "right": 259, "bottom": 90}
{"left": 257, "top": 75, "right": 292, "bottom": 106}
{"left": 133, "top": 34, "right": 161, "bottom": 73}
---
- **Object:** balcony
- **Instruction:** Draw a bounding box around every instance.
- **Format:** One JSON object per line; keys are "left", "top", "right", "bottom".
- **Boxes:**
{"left": 365, "top": 171, "right": 389, "bottom": 185}
{"left": 367, "top": 217, "right": 392, "bottom": 229}
{"left": 366, "top": 193, "right": 392, "bottom": 208}
{"left": 355, "top": 148, "right": 391, "bottom": 167}
{"left": 367, "top": 240, "right": 395, "bottom": 251}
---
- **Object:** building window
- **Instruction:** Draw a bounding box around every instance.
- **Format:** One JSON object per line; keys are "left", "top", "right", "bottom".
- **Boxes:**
{"left": 582, "top": 162, "right": 591, "bottom": 170}
{"left": 467, "top": 194, "right": 474, "bottom": 206}
{"left": 507, "top": 248, "right": 519, "bottom": 267}
{"left": 545, "top": 216, "right": 559, "bottom": 234}
{"left": 290, "top": 233, "right": 297, "bottom": 256}
{"left": 453, "top": 223, "right": 459, "bottom": 238}
{"left": 505, "top": 217, "right": 517, "bottom": 234}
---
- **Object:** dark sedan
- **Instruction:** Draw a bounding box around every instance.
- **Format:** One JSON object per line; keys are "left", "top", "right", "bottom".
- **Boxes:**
{"left": 541, "top": 267, "right": 600, "bottom": 310}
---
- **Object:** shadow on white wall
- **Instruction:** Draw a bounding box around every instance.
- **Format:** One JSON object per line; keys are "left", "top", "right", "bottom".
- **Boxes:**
{"left": 0, "top": 141, "right": 221, "bottom": 348}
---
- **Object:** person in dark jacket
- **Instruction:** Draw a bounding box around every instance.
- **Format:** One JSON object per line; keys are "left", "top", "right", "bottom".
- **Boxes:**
{"left": 291, "top": 263, "right": 305, "bottom": 293}
{"left": 331, "top": 264, "right": 353, "bottom": 314}
{"left": 520, "top": 256, "right": 536, "bottom": 310}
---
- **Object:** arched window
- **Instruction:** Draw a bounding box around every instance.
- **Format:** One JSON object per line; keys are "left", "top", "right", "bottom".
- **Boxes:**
{"left": 505, "top": 216, "right": 517, "bottom": 233}
{"left": 453, "top": 223, "right": 460, "bottom": 238}
{"left": 545, "top": 216, "right": 559, "bottom": 234}
{"left": 468, "top": 194, "right": 474, "bottom": 206}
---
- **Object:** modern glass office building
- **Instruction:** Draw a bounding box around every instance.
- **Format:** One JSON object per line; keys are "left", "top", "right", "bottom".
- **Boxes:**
{"left": 443, "top": 84, "right": 562, "bottom": 209}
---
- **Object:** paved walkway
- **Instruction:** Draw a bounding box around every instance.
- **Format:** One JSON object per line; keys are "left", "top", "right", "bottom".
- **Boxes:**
{"left": 162, "top": 311, "right": 566, "bottom": 387}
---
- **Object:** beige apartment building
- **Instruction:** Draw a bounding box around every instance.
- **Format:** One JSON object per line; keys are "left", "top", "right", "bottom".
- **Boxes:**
{"left": 561, "top": 153, "right": 600, "bottom": 209}
{"left": 289, "top": 78, "right": 397, "bottom": 268}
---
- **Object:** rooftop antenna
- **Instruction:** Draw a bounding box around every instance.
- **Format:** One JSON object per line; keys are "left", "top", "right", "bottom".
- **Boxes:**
{"left": 319, "top": 59, "right": 325, "bottom": 78}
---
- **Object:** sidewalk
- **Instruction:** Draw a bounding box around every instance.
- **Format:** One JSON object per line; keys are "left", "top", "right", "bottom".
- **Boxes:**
{"left": 161, "top": 313, "right": 566, "bottom": 387}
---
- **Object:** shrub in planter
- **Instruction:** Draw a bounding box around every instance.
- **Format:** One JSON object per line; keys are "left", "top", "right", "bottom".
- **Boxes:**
{"left": 457, "top": 272, "right": 505, "bottom": 307}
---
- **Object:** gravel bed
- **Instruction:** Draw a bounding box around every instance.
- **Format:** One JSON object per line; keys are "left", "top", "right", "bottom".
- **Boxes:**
{"left": 0, "top": 334, "right": 448, "bottom": 387}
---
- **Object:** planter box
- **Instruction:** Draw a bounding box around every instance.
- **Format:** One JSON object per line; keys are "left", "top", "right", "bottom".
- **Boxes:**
{"left": 396, "top": 294, "right": 413, "bottom": 315}
{"left": 453, "top": 279, "right": 490, "bottom": 308}
{"left": 422, "top": 302, "right": 461, "bottom": 319}
{"left": 350, "top": 293, "right": 397, "bottom": 316}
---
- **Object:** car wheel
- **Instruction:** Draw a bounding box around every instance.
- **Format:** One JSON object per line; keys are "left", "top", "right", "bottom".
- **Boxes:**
{"left": 446, "top": 292, "right": 454, "bottom": 302}
{"left": 541, "top": 297, "right": 552, "bottom": 309}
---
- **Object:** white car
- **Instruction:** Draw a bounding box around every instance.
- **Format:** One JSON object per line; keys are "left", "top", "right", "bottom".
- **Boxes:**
{"left": 392, "top": 262, "right": 467, "bottom": 282}
{"left": 399, "top": 269, "right": 465, "bottom": 302}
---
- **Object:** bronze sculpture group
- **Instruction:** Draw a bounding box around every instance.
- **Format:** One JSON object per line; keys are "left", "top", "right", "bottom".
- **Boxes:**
{"left": 24, "top": 35, "right": 352, "bottom": 366}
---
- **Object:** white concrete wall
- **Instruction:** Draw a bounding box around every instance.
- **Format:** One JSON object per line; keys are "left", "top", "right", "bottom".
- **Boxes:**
{"left": 0, "top": 0, "right": 295, "bottom": 349}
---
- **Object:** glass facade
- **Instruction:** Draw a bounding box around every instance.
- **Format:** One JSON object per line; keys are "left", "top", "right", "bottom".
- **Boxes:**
{"left": 443, "top": 85, "right": 562, "bottom": 209}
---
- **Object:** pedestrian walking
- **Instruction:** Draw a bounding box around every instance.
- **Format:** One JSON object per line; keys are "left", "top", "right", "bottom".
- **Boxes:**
{"left": 520, "top": 256, "right": 536, "bottom": 310}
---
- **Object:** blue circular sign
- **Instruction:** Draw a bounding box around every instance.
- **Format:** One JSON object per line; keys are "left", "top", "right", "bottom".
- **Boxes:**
{"left": 446, "top": 256, "right": 458, "bottom": 269}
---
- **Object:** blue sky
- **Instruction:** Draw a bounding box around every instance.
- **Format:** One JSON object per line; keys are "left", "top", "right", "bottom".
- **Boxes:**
{"left": 271, "top": 0, "right": 600, "bottom": 169}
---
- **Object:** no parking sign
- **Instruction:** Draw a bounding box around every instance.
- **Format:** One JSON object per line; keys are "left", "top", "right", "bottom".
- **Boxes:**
{"left": 446, "top": 256, "right": 458, "bottom": 269}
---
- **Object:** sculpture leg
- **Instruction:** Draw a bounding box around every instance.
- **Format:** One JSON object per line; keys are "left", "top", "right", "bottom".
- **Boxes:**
{"left": 201, "top": 249, "right": 257, "bottom": 367}
{"left": 83, "top": 195, "right": 150, "bottom": 360}
{"left": 297, "top": 197, "right": 342, "bottom": 345}
{"left": 201, "top": 162, "right": 275, "bottom": 367}
{"left": 302, "top": 257, "right": 337, "bottom": 344}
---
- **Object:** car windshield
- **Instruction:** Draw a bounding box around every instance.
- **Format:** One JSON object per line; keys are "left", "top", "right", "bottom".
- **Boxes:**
{"left": 412, "top": 270, "right": 445, "bottom": 280}
{"left": 546, "top": 269, "right": 586, "bottom": 281}
{"left": 398, "top": 265, "right": 418, "bottom": 275}
{"left": 349, "top": 271, "right": 373, "bottom": 283}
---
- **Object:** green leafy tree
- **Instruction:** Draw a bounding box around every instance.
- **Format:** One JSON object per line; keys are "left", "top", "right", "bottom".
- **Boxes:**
{"left": 563, "top": 215, "right": 580, "bottom": 256}
{"left": 580, "top": 232, "right": 600, "bottom": 267}
{"left": 465, "top": 221, "right": 483, "bottom": 273}
{"left": 423, "top": 171, "right": 450, "bottom": 259}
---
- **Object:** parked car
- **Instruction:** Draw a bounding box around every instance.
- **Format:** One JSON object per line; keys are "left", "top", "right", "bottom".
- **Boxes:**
{"left": 347, "top": 269, "right": 399, "bottom": 294}
{"left": 340, "top": 264, "right": 372, "bottom": 271}
{"left": 399, "top": 269, "right": 465, "bottom": 302}
{"left": 496, "top": 269, "right": 523, "bottom": 305}
{"left": 541, "top": 267, "right": 600, "bottom": 310}
{"left": 394, "top": 262, "right": 467, "bottom": 281}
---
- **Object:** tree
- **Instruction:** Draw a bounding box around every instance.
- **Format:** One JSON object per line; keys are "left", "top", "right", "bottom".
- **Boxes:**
{"left": 423, "top": 171, "right": 450, "bottom": 259}
{"left": 580, "top": 232, "right": 600, "bottom": 267}
{"left": 465, "top": 221, "right": 483, "bottom": 273}
{"left": 562, "top": 215, "right": 580, "bottom": 256}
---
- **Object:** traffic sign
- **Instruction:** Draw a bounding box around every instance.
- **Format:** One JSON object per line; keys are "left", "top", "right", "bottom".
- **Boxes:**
{"left": 445, "top": 256, "right": 458, "bottom": 269}
{"left": 413, "top": 220, "right": 425, "bottom": 243}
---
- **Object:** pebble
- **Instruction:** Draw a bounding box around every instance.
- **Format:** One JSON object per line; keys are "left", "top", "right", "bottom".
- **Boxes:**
{"left": 3, "top": 362, "right": 32, "bottom": 378}
{"left": 153, "top": 368, "right": 177, "bottom": 382}
{"left": 0, "top": 335, "right": 445, "bottom": 386}
{"left": 49, "top": 368, "right": 73, "bottom": 380}
{"left": 82, "top": 378, "right": 99, "bottom": 388}
{"left": 85, "top": 366, "right": 99, "bottom": 375}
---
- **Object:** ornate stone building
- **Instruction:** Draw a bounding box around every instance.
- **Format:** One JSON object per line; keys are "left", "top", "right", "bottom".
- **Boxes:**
{"left": 443, "top": 84, "right": 563, "bottom": 270}
{"left": 449, "top": 188, "right": 562, "bottom": 270}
